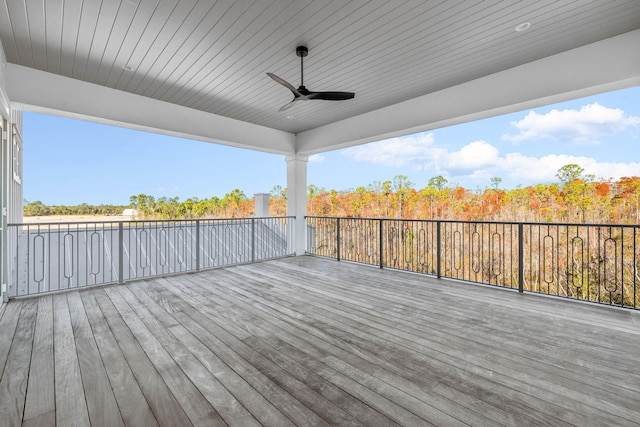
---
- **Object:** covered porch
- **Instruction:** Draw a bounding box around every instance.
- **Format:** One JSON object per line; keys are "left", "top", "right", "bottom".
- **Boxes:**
{"left": 1, "top": 3, "right": 640, "bottom": 424}
{"left": 1, "top": 256, "right": 639, "bottom": 426}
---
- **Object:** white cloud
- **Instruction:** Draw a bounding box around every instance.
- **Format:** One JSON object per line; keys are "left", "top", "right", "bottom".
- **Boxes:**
{"left": 501, "top": 153, "right": 588, "bottom": 182}
{"left": 309, "top": 154, "right": 325, "bottom": 163}
{"left": 342, "top": 133, "right": 640, "bottom": 186}
{"left": 444, "top": 141, "right": 499, "bottom": 169}
{"left": 342, "top": 134, "right": 498, "bottom": 173}
{"left": 502, "top": 103, "right": 640, "bottom": 144}
{"left": 342, "top": 132, "right": 438, "bottom": 168}
{"left": 498, "top": 153, "right": 640, "bottom": 183}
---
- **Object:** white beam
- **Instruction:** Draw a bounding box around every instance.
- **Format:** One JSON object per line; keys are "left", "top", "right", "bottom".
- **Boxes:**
{"left": 296, "top": 29, "right": 640, "bottom": 155}
{"left": 6, "top": 65, "right": 296, "bottom": 155}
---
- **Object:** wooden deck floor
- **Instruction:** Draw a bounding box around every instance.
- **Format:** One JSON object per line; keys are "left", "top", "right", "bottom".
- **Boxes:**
{"left": 1, "top": 256, "right": 640, "bottom": 426}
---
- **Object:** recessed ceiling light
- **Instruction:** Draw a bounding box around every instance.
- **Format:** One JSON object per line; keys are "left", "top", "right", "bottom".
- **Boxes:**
{"left": 515, "top": 22, "right": 531, "bottom": 32}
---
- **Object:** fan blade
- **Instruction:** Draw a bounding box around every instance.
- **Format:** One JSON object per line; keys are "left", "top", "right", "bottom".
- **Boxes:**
{"left": 278, "top": 99, "right": 298, "bottom": 112}
{"left": 308, "top": 91, "right": 355, "bottom": 101}
{"left": 267, "top": 73, "right": 302, "bottom": 97}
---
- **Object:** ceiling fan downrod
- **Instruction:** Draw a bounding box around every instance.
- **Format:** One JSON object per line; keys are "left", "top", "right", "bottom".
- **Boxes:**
{"left": 296, "top": 46, "right": 308, "bottom": 89}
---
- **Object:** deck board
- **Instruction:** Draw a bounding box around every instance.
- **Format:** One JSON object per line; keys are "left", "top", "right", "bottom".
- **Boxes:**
{"left": 22, "top": 295, "right": 55, "bottom": 427}
{"left": 1, "top": 256, "right": 640, "bottom": 426}
{"left": 91, "top": 289, "right": 193, "bottom": 426}
{"left": 197, "top": 267, "right": 568, "bottom": 426}
{"left": 178, "top": 271, "right": 471, "bottom": 426}
{"left": 230, "top": 262, "right": 640, "bottom": 422}
{"left": 126, "top": 282, "right": 298, "bottom": 427}
{"left": 53, "top": 294, "right": 91, "bottom": 427}
{"left": 147, "top": 278, "right": 336, "bottom": 426}
{"left": 109, "top": 285, "right": 260, "bottom": 427}
{"left": 0, "top": 299, "right": 38, "bottom": 426}
{"left": 0, "top": 301, "right": 22, "bottom": 380}
{"left": 102, "top": 287, "right": 225, "bottom": 427}
{"left": 68, "top": 292, "right": 125, "bottom": 427}
{"left": 79, "top": 291, "right": 160, "bottom": 427}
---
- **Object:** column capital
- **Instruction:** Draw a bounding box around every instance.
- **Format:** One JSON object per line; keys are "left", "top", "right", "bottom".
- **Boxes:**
{"left": 285, "top": 153, "right": 309, "bottom": 163}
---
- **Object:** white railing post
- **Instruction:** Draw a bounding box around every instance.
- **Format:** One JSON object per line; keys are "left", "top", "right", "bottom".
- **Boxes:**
{"left": 195, "top": 219, "right": 200, "bottom": 272}
{"left": 251, "top": 217, "right": 256, "bottom": 263}
{"left": 118, "top": 222, "right": 124, "bottom": 284}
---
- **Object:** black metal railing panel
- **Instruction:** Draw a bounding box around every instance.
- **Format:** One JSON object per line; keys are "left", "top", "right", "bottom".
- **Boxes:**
{"left": 8, "top": 217, "right": 294, "bottom": 297}
{"left": 440, "top": 221, "right": 519, "bottom": 289}
{"left": 522, "top": 224, "right": 639, "bottom": 308}
{"left": 340, "top": 218, "right": 381, "bottom": 267}
{"left": 382, "top": 219, "right": 439, "bottom": 274}
{"left": 306, "top": 217, "right": 339, "bottom": 259}
{"left": 306, "top": 216, "right": 639, "bottom": 310}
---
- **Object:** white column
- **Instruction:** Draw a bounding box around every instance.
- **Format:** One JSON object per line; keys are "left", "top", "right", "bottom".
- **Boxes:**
{"left": 253, "top": 193, "right": 271, "bottom": 217}
{"left": 286, "top": 154, "right": 308, "bottom": 256}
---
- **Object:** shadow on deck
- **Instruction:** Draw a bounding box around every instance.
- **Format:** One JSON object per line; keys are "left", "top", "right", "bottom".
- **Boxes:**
{"left": 1, "top": 256, "right": 639, "bottom": 426}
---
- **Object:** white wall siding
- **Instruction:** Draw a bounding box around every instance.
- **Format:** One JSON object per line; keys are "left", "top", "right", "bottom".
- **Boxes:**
{"left": 0, "top": 37, "right": 23, "bottom": 302}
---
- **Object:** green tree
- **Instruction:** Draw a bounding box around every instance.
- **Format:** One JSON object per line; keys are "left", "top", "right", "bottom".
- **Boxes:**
{"left": 24, "top": 200, "right": 49, "bottom": 216}
{"left": 221, "top": 189, "right": 248, "bottom": 217}
{"left": 307, "top": 184, "right": 324, "bottom": 199}
{"left": 392, "top": 175, "right": 414, "bottom": 217}
{"left": 271, "top": 185, "right": 287, "bottom": 198}
{"left": 490, "top": 176, "right": 502, "bottom": 190}
{"left": 556, "top": 164, "right": 585, "bottom": 185}
{"left": 422, "top": 175, "right": 450, "bottom": 219}
{"left": 556, "top": 164, "right": 595, "bottom": 222}
{"left": 428, "top": 175, "right": 448, "bottom": 191}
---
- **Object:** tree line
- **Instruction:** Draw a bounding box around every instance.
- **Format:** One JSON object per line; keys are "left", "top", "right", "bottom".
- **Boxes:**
{"left": 127, "top": 189, "right": 253, "bottom": 218}
{"left": 297, "top": 165, "right": 640, "bottom": 224}
{"left": 23, "top": 164, "right": 640, "bottom": 224}
{"left": 23, "top": 200, "right": 127, "bottom": 217}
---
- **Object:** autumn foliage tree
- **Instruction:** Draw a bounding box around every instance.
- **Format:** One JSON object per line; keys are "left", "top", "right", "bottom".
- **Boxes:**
{"left": 289, "top": 167, "right": 638, "bottom": 225}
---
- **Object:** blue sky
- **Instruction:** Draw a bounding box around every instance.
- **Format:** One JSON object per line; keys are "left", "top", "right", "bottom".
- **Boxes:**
{"left": 24, "top": 86, "right": 640, "bottom": 206}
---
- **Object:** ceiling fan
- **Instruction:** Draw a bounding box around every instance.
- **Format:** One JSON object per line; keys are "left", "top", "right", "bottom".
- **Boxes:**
{"left": 267, "top": 46, "right": 355, "bottom": 112}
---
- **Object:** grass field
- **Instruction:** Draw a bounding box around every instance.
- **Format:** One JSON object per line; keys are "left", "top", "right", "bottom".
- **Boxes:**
{"left": 22, "top": 215, "right": 135, "bottom": 223}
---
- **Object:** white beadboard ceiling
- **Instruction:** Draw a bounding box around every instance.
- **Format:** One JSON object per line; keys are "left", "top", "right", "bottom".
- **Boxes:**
{"left": 2, "top": 0, "right": 640, "bottom": 153}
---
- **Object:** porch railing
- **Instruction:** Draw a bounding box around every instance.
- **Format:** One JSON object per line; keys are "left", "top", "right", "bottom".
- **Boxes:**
{"left": 7, "top": 216, "right": 294, "bottom": 297}
{"left": 306, "top": 216, "right": 640, "bottom": 310}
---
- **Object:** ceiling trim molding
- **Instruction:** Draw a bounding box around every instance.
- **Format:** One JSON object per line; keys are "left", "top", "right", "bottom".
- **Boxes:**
{"left": 0, "top": 38, "right": 10, "bottom": 117}
{"left": 6, "top": 65, "right": 296, "bottom": 155}
{"left": 296, "top": 29, "right": 640, "bottom": 155}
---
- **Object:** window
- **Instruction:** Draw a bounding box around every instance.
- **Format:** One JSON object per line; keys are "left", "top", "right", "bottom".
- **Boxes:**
{"left": 12, "top": 123, "right": 21, "bottom": 184}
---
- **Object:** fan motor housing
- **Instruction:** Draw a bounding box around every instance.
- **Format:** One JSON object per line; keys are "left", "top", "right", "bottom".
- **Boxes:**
{"left": 296, "top": 46, "right": 308, "bottom": 57}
